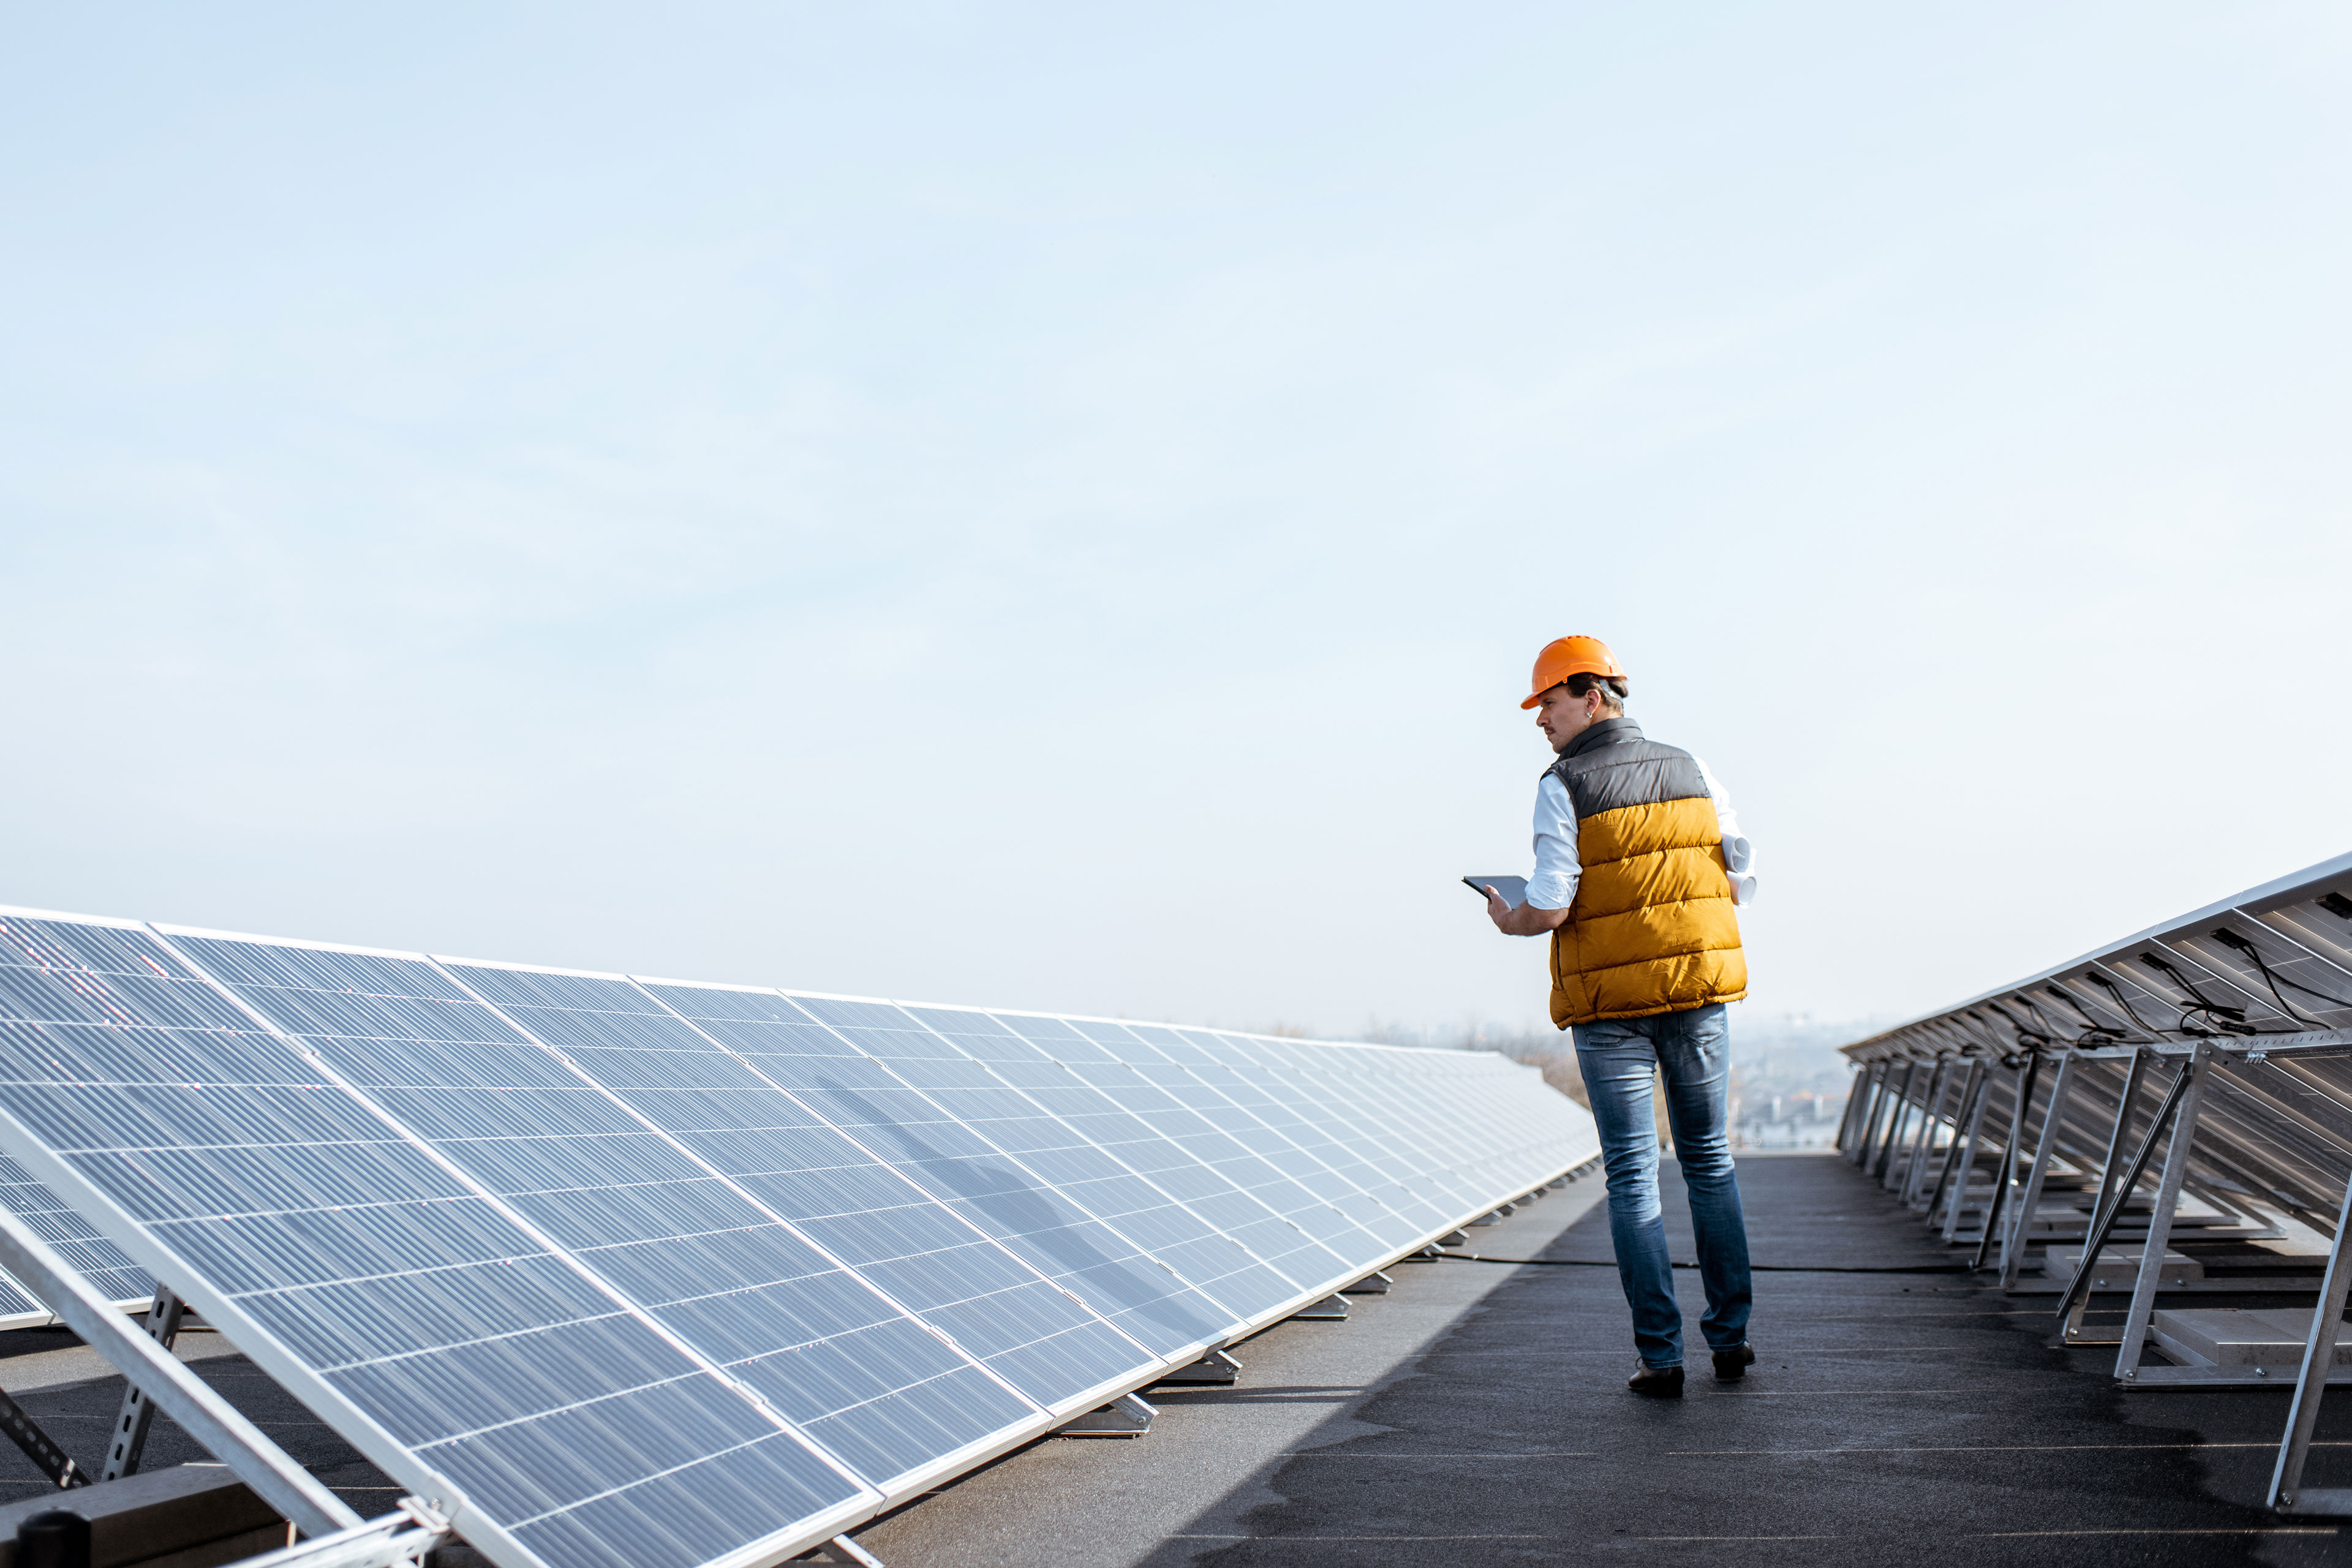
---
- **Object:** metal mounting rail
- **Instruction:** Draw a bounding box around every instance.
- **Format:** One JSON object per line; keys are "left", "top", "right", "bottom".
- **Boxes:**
{"left": 226, "top": 1498, "right": 450, "bottom": 1568}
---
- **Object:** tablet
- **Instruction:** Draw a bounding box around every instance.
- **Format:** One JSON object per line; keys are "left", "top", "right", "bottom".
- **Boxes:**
{"left": 1463, "top": 875, "right": 1528, "bottom": 908}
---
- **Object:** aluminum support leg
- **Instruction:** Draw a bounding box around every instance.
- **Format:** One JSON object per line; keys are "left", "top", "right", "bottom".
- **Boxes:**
{"left": 1850, "top": 1065, "right": 1888, "bottom": 1166}
{"left": 2002, "top": 1056, "right": 2075, "bottom": 1290}
{"left": 2087, "top": 1049, "right": 2152, "bottom": 1232}
{"left": 1899, "top": 1063, "right": 1951, "bottom": 1208}
{"left": 2116, "top": 1045, "right": 2214, "bottom": 1384}
{"left": 1864, "top": 1061, "right": 1896, "bottom": 1165}
{"left": 1924, "top": 1063, "right": 1981, "bottom": 1226}
{"left": 2059, "top": 1057, "right": 2195, "bottom": 1344}
{"left": 2269, "top": 1164, "right": 2352, "bottom": 1515}
{"left": 1835, "top": 1068, "right": 1866, "bottom": 1151}
{"left": 1975, "top": 1058, "right": 2040, "bottom": 1271}
{"left": 1941, "top": 1065, "right": 1995, "bottom": 1242}
{"left": 1873, "top": 1063, "right": 1918, "bottom": 1184}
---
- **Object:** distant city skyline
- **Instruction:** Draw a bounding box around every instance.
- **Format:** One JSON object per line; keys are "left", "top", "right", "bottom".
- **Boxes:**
{"left": 6, "top": 6, "right": 2348, "bottom": 1044}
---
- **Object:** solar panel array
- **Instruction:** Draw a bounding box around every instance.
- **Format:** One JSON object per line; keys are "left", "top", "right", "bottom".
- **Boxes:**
{"left": 1837, "top": 851, "right": 2352, "bottom": 1512}
{"left": 0, "top": 907, "right": 1593, "bottom": 1568}
{"left": 1839, "top": 851, "right": 2352, "bottom": 1232}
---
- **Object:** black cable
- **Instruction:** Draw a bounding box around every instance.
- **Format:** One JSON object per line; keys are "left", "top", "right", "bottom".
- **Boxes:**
{"left": 1991, "top": 999, "right": 2056, "bottom": 1052}
{"left": 2136, "top": 951, "right": 2269, "bottom": 1037}
{"left": 2212, "top": 927, "right": 2352, "bottom": 1017}
{"left": 2045, "top": 984, "right": 2136, "bottom": 1046}
{"left": 2088, "top": 969, "right": 2167, "bottom": 1036}
{"left": 1435, "top": 1253, "right": 1972, "bottom": 1274}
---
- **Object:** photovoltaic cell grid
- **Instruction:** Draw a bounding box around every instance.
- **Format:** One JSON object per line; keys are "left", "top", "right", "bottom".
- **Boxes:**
{"left": 0, "top": 918, "right": 221, "bottom": 1321}
{"left": 0, "top": 908, "right": 1593, "bottom": 1568}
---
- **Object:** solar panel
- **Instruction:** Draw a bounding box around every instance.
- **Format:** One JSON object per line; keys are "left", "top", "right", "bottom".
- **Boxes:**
{"left": 0, "top": 913, "right": 874, "bottom": 1568}
{"left": 0, "top": 905, "right": 1595, "bottom": 1567}
{"left": 436, "top": 960, "right": 1131, "bottom": 1438}
{"left": 987, "top": 1012, "right": 1398, "bottom": 1271}
{"left": 1195, "top": 1032, "right": 1498, "bottom": 1220}
{"left": 0, "top": 1153, "right": 149, "bottom": 1325}
{"left": 904, "top": 1005, "right": 1349, "bottom": 1316}
{"left": 1078, "top": 1022, "right": 1439, "bottom": 1250}
{"left": 178, "top": 941, "right": 1047, "bottom": 1496}
{"left": 632, "top": 979, "right": 1174, "bottom": 1408}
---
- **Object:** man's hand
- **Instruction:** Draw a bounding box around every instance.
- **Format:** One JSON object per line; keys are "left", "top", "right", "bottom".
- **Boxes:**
{"left": 1485, "top": 886, "right": 1572, "bottom": 937}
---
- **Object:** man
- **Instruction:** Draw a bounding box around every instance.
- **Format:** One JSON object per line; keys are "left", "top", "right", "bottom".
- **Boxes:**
{"left": 1480, "top": 635, "right": 1757, "bottom": 1399}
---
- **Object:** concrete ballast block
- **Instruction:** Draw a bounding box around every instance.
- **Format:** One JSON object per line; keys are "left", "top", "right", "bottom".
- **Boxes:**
{"left": 2047, "top": 1248, "right": 2203, "bottom": 1288}
{"left": 2149, "top": 1308, "right": 2352, "bottom": 1369}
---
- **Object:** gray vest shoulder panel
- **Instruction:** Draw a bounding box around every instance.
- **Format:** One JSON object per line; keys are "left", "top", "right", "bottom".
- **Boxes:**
{"left": 1544, "top": 718, "right": 1708, "bottom": 821}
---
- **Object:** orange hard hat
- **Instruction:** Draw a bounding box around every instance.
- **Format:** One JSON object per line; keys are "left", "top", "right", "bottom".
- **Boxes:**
{"left": 1520, "top": 636, "right": 1625, "bottom": 709}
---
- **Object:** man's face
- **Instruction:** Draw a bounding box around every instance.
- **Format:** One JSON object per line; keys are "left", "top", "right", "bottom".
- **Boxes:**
{"left": 1534, "top": 684, "right": 1606, "bottom": 753}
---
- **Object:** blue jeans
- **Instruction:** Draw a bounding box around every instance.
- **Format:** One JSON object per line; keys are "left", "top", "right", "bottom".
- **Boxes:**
{"left": 1574, "top": 1003, "right": 1752, "bottom": 1369}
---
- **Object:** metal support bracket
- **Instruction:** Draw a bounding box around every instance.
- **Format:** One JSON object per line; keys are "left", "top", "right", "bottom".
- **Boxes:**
{"left": 225, "top": 1496, "right": 450, "bottom": 1568}
{"left": 2002, "top": 1056, "right": 2075, "bottom": 1290}
{"left": 1872, "top": 1063, "right": 1918, "bottom": 1182}
{"left": 2115, "top": 1045, "right": 2215, "bottom": 1384}
{"left": 1852, "top": 1063, "right": 1890, "bottom": 1167}
{"left": 1291, "top": 1294, "right": 1350, "bottom": 1320}
{"left": 1939, "top": 1065, "right": 1994, "bottom": 1242}
{"left": 1059, "top": 1392, "right": 1156, "bottom": 1437}
{"left": 1898, "top": 1063, "right": 1951, "bottom": 1208}
{"left": 1834, "top": 1065, "right": 1869, "bottom": 1152}
{"left": 1975, "top": 1055, "right": 2041, "bottom": 1271}
{"left": 2057, "top": 1054, "right": 2193, "bottom": 1346}
{"left": 1341, "top": 1272, "right": 1393, "bottom": 1295}
{"left": 102, "top": 1286, "right": 187, "bottom": 1482}
{"left": 0, "top": 1204, "right": 358, "bottom": 1537}
{"left": 2271, "top": 1162, "right": 2352, "bottom": 1515}
{"left": 1151, "top": 1349, "right": 1242, "bottom": 1385}
{"left": 800, "top": 1532, "right": 886, "bottom": 1566}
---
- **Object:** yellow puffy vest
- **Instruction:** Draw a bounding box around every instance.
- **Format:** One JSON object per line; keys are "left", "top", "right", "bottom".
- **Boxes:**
{"left": 1545, "top": 718, "right": 1748, "bottom": 1028}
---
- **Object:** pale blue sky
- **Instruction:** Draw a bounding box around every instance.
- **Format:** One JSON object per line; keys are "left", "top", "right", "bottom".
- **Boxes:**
{"left": 5, "top": 4, "right": 2347, "bottom": 1040}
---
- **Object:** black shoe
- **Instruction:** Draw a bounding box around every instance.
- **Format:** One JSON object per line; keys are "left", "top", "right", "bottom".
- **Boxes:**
{"left": 1627, "top": 1365, "right": 1684, "bottom": 1399}
{"left": 1711, "top": 1343, "right": 1756, "bottom": 1382}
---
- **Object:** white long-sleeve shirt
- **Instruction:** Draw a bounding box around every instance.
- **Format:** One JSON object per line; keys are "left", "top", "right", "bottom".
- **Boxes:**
{"left": 1526, "top": 758, "right": 1756, "bottom": 912}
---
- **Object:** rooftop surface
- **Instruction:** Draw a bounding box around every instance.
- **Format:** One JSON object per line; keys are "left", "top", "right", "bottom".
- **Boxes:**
{"left": 866, "top": 1152, "right": 2352, "bottom": 1567}
{"left": 1, "top": 1154, "right": 2347, "bottom": 1566}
